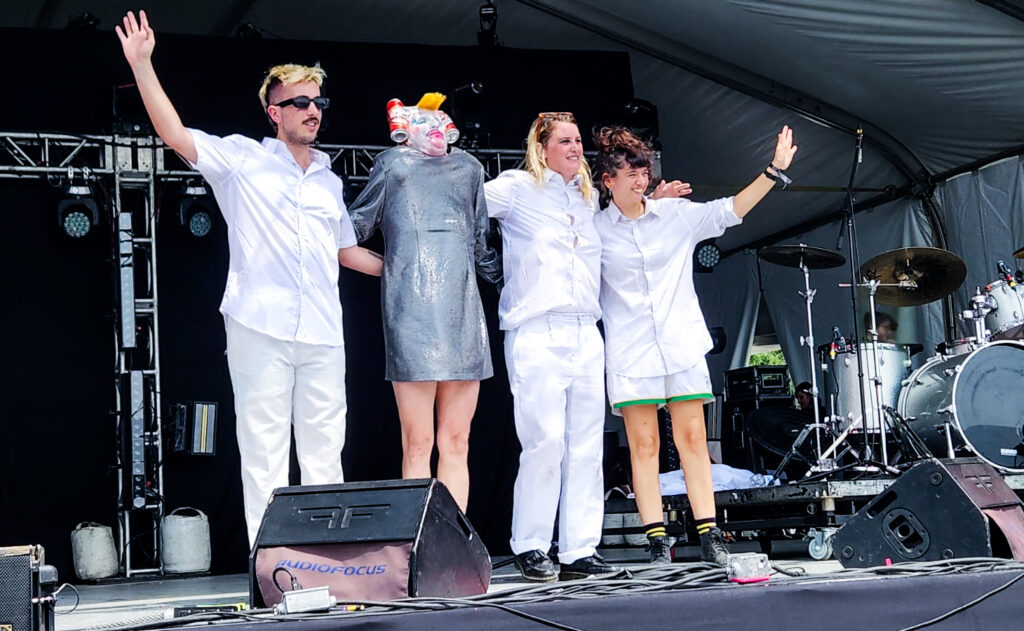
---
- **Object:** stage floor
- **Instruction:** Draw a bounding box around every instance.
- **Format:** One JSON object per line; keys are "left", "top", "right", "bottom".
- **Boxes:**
{"left": 54, "top": 554, "right": 1024, "bottom": 631}
{"left": 57, "top": 542, "right": 838, "bottom": 630}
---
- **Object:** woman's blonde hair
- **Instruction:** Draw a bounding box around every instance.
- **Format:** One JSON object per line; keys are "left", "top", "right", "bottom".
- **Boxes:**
{"left": 258, "top": 63, "right": 327, "bottom": 109}
{"left": 524, "top": 112, "right": 593, "bottom": 203}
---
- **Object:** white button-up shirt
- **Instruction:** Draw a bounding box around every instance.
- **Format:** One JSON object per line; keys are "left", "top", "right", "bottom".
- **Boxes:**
{"left": 188, "top": 129, "right": 357, "bottom": 346}
{"left": 595, "top": 195, "right": 740, "bottom": 377}
{"left": 484, "top": 169, "right": 602, "bottom": 330}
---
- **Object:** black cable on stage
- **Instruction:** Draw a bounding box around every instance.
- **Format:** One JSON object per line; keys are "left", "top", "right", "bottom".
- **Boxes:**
{"left": 893, "top": 571, "right": 1024, "bottom": 631}
{"left": 421, "top": 598, "right": 584, "bottom": 631}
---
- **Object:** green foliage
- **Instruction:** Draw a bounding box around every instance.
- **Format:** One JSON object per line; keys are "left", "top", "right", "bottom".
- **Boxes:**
{"left": 748, "top": 349, "right": 786, "bottom": 367}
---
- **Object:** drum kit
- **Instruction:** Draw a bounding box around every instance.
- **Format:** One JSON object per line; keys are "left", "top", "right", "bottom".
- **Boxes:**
{"left": 751, "top": 242, "right": 1024, "bottom": 478}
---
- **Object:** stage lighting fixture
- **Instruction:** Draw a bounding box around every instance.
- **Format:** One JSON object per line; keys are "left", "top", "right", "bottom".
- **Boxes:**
{"left": 58, "top": 183, "right": 99, "bottom": 238}
{"left": 695, "top": 239, "right": 721, "bottom": 273}
{"left": 623, "top": 98, "right": 660, "bottom": 145}
{"left": 179, "top": 183, "right": 214, "bottom": 237}
{"left": 478, "top": 1, "right": 498, "bottom": 47}
{"left": 66, "top": 12, "right": 100, "bottom": 31}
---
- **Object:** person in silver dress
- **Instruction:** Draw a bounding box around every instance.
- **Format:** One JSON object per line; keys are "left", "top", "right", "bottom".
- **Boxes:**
{"left": 348, "top": 94, "right": 501, "bottom": 511}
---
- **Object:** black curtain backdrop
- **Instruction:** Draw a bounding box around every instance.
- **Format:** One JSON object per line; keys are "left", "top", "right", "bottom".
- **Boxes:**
{"left": 0, "top": 26, "right": 633, "bottom": 580}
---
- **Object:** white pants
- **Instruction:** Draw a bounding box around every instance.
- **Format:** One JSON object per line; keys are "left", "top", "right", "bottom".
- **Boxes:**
{"left": 504, "top": 314, "right": 605, "bottom": 564}
{"left": 225, "top": 317, "right": 347, "bottom": 546}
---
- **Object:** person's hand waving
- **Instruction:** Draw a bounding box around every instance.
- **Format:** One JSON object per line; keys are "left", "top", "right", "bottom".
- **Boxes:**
{"left": 115, "top": 10, "right": 155, "bottom": 68}
{"left": 771, "top": 125, "right": 798, "bottom": 171}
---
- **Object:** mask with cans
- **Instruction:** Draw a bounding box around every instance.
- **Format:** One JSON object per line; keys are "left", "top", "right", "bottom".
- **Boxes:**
{"left": 386, "top": 93, "right": 459, "bottom": 157}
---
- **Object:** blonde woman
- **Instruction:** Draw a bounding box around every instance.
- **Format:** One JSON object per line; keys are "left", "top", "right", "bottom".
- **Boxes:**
{"left": 592, "top": 125, "right": 797, "bottom": 565}
{"left": 483, "top": 112, "right": 617, "bottom": 581}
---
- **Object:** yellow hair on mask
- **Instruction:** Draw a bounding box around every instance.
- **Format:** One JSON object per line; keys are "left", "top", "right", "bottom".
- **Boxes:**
{"left": 416, "top": 92, "right": 446, "bottom": 110}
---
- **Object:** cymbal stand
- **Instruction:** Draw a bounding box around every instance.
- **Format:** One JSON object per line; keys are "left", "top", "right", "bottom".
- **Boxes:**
{"left": 863, "top": 280, "right": 890, "bottom": 465}
{"left": 796, "top": 255, "right": 831, "bottom": 470}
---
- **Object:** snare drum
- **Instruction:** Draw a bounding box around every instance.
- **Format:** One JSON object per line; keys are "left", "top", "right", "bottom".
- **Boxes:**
{"left": 823, "top": 342, "right": 911, "bottom": 432}
{"left": 898, "top": 340, "right": 1024, "bottom": 471}
{"left": 984, "top": 279, "right": 1024, "bottom": 340}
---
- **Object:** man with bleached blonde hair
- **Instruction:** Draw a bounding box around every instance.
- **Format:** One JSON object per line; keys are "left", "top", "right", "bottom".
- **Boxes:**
{"left": 117, "top": 10, "right": 384, "bottom": 546}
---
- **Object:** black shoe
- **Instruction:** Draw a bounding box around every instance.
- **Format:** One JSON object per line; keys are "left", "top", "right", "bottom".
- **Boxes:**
{"left": 646, "top": 535, "right": 672, "bottom": 565}
{"left": 700, "top": 527, "right": 730, "bottom": 566}
{"left": 558, "top": 553, "right": 620, "bottom": 580}
{"left": 513, "top": 549, "right": 558, "bottom": 582}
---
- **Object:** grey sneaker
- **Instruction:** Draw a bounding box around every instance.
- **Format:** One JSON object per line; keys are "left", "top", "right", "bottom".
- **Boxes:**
{"left": 647, "top": 535, "right": 673, "bottom": 565}
{"left": 700, "top": 527, "right": 729, "bottom": 566}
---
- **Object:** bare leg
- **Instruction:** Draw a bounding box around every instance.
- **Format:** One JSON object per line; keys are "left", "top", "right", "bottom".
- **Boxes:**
{"left": 435, "top": 380, "right": 480, "bottom": 511}
{"left": 621, "top": 405, "right": 663, "bottom": 526}
{"left": 392, "top": 381, "right": 438, "bottom": 480}
{"left": 667, "top": 399, "right": 715, "bottom": 520}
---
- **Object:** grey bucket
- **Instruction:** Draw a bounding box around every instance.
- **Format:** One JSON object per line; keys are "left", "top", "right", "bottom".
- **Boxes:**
{"left": 71, "top": 522, "right": 119, "bottom": 579}
{"left": 161, "top": 507, "right": 211, "bottom": 573}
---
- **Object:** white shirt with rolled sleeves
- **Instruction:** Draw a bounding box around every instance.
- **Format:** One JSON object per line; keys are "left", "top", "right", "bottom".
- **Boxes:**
{"left": 595, "top": 195, "right": 741, "bottom": 378}
{"left": 483, "top": 168, "right": 602, "bottom": 329}
{"left": 186, "top": 128, "right": 356, "bottom": 547}
{"left": 186, "top": 129, "right": 357, "bottom": 346}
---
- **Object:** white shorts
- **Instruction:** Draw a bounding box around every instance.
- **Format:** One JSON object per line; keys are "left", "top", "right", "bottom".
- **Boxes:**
{"left": 608, "top": 361, "right": 713, "bottom": 415}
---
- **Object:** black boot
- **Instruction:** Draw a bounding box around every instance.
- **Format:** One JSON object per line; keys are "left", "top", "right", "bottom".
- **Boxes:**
{"left": 513, "top": 549, "right": 558, "bottom": 582}
{"left": 558, "top": 552, "right": 620, "bottom": 580}
{"left": 647, "top": 535, "right": 672, "bottom": 565}
{"left": 700, "top": 527, "right": 729, "bottom": 566}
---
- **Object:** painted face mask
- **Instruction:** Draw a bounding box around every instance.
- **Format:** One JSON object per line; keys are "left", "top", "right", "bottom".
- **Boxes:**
{"left": 386, "top": 93, "right": 459, "bottom": 157}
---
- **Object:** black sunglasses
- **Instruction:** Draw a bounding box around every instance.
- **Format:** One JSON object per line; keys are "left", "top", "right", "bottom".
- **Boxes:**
{"left": 273, "top": 96, "right": 330, "bottom": 111}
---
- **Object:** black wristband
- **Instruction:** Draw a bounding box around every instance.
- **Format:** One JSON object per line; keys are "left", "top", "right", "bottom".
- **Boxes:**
{"left": 764, "top": 163, "right": 791, "bottom": 189}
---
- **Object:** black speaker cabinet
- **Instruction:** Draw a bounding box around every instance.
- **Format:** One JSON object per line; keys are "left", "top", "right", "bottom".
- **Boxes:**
{"left": 0, "top": 546, "right": 57, "bottom": 631}
{"left": 834, "top": 458, "right": 1024, "bottom": 568}
{"left": 249, "top": 479, "right": 491, "bottom": 607}
{"left": 720, "top": 395, "right": 791, "bottom": 472}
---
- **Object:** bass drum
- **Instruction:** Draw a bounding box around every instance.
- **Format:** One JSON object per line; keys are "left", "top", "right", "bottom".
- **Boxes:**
{"left": 898, "top": 341, "right": 1024, "bottom": 471}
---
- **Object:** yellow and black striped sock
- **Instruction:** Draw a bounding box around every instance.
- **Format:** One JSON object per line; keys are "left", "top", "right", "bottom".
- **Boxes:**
{"left": 694, "top": 517, "right": 717, "bottom": 536}
{"left": 644, "top": 522, "right": 667, "bottom": 539}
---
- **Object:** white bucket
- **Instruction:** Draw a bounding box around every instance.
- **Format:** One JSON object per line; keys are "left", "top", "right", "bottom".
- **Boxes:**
{"left": 161, "top": 507, "right": 211, "bottom": 573}
{"left": 71, "top": 522, "right": 119, "bottom": 580}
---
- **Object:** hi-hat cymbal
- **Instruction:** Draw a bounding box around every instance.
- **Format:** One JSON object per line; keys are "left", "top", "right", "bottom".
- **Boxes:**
{"left": 758, "top": 244, "right": 846, "bottom": 269}
{"left": 859, "top": 247, "right": 966, "bottom": 306}
{"left": 1014, "top": 245, "right": 1024, "bottom": 260}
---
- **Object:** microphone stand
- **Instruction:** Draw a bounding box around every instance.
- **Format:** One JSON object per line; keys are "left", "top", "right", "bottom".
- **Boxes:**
{"left": 840, "top": 128, "right": 880, "bottom": 469}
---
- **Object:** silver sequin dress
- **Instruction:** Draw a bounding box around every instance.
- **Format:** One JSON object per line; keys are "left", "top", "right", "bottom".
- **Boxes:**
{"left": 349, "top": 146, "right": 502, "bottom": 381}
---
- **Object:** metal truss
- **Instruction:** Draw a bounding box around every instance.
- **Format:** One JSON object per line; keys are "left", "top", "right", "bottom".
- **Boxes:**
{"left": 0, "top": 131, "right": 526, "bottom": 181}
{"left": 0, "top": 129, "right": 525, "bottom": 576}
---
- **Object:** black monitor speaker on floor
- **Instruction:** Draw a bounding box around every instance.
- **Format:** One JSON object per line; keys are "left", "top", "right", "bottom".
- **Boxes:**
{"left": 249, "top": 479, "right": 491, "bottom": 607}
{"left": 834, "top": 458, "right": 1024, "bottom": 568}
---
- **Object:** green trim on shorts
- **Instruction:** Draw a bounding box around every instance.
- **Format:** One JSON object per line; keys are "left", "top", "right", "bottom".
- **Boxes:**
{"left": 613, "top": 398, "right": 667, "bottom": 409}
{"left": 667, "top": 392, "right": 714, "bottom": 403}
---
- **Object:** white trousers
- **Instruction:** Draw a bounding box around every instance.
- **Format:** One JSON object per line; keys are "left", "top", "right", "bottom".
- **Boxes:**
{"left": 225, "top": 317, "right": 347, "bottom": 546}
{"left": 504, "top": 314, "right": 605, "bottom": 564}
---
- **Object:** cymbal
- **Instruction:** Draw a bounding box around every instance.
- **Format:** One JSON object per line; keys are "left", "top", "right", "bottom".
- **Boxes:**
{"left": 859, "top": 247, "right": 966, "bottom": 306}
{"left": 1014, "top": 245, "right": 1024, "bottom": 260}
{"left": 758, "top": 244, "right": 846, "bottom": 269}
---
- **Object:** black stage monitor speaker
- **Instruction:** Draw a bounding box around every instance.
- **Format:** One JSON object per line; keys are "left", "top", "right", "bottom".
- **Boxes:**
{"left": 0, "top": 546, "right": 57, "bottom": 631}
{"left": 249, "top": 479, "right": 491, "bottom": 607}
{"left": 834, "top": 458, "right": 1024, "bottom": 568}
